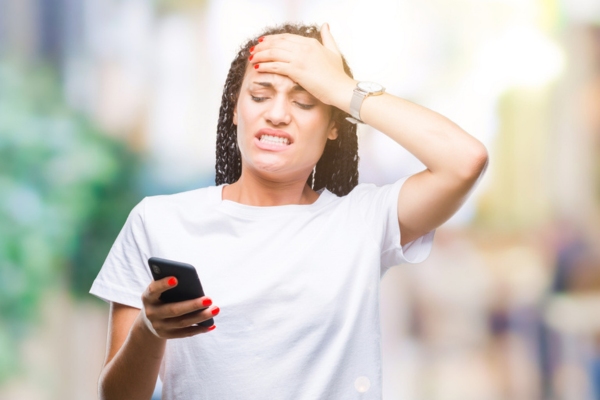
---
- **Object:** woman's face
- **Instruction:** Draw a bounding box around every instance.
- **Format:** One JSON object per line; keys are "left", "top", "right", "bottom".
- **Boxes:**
{"left": 233, "top": 65, "right": 338, "bottom": 182}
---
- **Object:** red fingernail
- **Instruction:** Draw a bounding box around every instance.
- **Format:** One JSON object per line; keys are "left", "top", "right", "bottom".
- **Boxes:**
{"left": 211, "top": 307, "right": 220, "bottom": 316}
{"left": 254, "top": 64, "right": 259, "bottom": 69}
{"left": 249, "top": 46, "right": 255, "bottom": 52}
{"left": 208, "top": 325, "right": 216, "bottom": 331}
{"left": 202, "top": 298, "right": 212, "bottom": 306}
{"left": 167, "top": 277, "right": 177, "bottom": 287}
{"left": 248, "top": 55, "right": 253, "bottom": 61}
{"left": 258, "top": 37, "right": 264, "bottom": 42}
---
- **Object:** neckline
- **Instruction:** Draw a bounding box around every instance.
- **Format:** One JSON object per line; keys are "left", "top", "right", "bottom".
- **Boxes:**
{"left": 214, "top": 184, "right": 332, "bottom": 217}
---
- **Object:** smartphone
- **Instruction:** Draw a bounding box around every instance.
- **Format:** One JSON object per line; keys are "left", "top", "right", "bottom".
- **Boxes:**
{"left": 147, "top": 257, "right": 214, "bottom": 327}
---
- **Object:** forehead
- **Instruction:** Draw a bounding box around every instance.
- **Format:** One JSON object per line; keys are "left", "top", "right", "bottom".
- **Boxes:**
{"left": 241, "top": 66, "right": 302, "bottom": 91}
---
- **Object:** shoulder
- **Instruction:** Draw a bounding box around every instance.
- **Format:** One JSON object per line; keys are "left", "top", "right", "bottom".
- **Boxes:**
{"left": 344, "top": 178, "right": 408, "bottom": 203}
{"left": 128, "top": 186, "right": 218, "bottom": 234}
{"left": 130, "top": 186, "right": 218, "bottom": 226}
{"left": 143, "top": 186, "right": 214, "bottom": 211}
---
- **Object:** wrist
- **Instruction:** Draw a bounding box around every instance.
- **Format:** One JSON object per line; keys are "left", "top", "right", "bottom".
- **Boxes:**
{"left": 134, "top": 311, "right": 167, "bottom": 346}
{"left": 330, "top": 77, "right": 357, "bottom": 113}
{"left": 345, "top": 80, "right": 386, "bottom": 124}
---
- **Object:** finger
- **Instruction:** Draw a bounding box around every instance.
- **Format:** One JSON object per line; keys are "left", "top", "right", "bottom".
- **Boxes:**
{"left": 166, "top": 306, "right": 220, "bottom": 329}
{"left": 144, "top": 276, "right": 178, "bottom": 303}
{"left": 155, "top": 296, "right": 214, "bottom": 319}
{"left": 253, "top": 61, "right": 291, "bottom": 77}
{"left": 163, "top": 323, "right": 217, "bottom": 339}
{"left": 254, "top": 33, "right": 316, "bottom": 55}
{"left": 319, "top": 22, "right": 340, "bottom": 54}
{"left": 250, "top": 47, "right": 294, "bottom": 64}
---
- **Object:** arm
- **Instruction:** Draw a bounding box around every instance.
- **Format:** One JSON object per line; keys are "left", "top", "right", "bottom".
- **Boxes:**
{"left": 251, "top": 24, "right": 488, "bottom": 246}
{"left": 99, "top": 304, "right": 165, "bottom": 400}
{"left": 98, "top": 277, "right": 218, "bottom": 400}
{"left": 347, "top": 93, "right": 489, "bottom": 246}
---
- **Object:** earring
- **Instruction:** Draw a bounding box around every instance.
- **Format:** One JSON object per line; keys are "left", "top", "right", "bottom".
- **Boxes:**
{"left": 311, "top": 164, "right": 317, "bottom": 189}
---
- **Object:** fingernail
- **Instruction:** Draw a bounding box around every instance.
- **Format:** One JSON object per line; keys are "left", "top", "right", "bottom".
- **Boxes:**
{"left": 249, "top": 46, "right": 255, "bottom": 52}
{"left": 211, "top": 307, "right": 220, "bottom": 316}
{"left": 254, "top": 64, "right": 259, "bottom": 69}
{"left": 208, "top": 325, "right": 216, "bottom": 331}
{"left": 167, "top": 277, "right": 177, "bottom": 287}
{"left": 202, "top": 298, "right": 212, "bottom": 306}
{"left": 248, "top": 55, "right": 253, "bottom": 61}
{"left": 258, "top": 37, "right": 264, "bottom": 42}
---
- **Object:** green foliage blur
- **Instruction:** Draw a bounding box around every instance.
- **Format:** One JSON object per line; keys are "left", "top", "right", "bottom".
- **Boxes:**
{"left": 0, "top": 61, "right": 141, "bottom": 382}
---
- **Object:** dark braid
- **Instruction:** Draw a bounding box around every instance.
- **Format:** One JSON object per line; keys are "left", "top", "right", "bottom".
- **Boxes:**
{"left": 215, "top": 23, "right": 359, "bottom": 196}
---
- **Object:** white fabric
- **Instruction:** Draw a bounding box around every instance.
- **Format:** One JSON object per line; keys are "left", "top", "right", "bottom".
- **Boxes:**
{"left": 90, "top": 176, "right": 435, "bottom": 399}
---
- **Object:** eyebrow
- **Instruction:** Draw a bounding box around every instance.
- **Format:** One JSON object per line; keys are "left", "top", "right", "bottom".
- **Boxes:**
{"left": 252, "top": 81, "right": 307, "bottom": 92}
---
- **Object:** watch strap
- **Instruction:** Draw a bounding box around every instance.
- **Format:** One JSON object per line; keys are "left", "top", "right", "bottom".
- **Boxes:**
{"left": 349, "top": 88, "right": 367, "bottom": 122}
{"left": 346, "top": 82, "right": 385, "bottom": 125}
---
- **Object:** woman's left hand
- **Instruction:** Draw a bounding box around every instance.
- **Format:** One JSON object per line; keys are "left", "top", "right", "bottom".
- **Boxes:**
{"left": 249, "top": 23, "right": 355, "bottom": 109}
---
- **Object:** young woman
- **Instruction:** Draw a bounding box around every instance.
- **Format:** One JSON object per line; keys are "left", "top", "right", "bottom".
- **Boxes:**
{"left": 91, "top": 23, "right": 488, "bottom": 399}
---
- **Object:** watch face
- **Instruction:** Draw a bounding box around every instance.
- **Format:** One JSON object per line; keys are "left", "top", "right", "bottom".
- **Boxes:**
{"left": 357, "top": 81, "right": 384, "bottom": 94}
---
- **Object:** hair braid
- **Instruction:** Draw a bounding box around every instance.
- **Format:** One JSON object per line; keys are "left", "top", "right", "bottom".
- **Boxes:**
{"left": 215, "top": 23, "right": 359, "bottom": 196}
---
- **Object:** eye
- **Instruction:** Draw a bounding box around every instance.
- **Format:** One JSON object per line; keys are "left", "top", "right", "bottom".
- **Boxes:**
{"left": 294, "top": 101, "right": 315, "bottom": 110}
{"left": 251, "top": 95, "right": 268, "bottom": 102}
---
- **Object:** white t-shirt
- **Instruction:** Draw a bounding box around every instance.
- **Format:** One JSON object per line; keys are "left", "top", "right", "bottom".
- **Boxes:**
{"left": 90, "top": 177, "right": 435, "bottom": 399}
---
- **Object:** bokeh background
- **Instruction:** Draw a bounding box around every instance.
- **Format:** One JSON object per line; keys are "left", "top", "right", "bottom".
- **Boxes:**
{"left": 1, "top": 0, "right": 600, "bottom": 399}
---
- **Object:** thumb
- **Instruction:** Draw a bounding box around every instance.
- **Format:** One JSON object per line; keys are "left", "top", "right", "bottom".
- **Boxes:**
{"left": 145, "top": 276, "right": 178, "bottom": 302}
{"left": 320, "top": 23, "right": 340, "bottom": 54}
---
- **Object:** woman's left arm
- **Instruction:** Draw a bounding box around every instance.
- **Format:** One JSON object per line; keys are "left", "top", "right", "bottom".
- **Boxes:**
{"left": 252, "top": 24, "right": 488, "bottom": 246}
{"left": 351, "top": 90, "right": 489, "bottom": 246}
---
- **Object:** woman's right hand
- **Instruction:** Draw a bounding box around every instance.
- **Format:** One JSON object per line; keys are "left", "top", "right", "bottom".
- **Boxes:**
{"left": 140, "top": 276, "right": 219, "bottom": 339}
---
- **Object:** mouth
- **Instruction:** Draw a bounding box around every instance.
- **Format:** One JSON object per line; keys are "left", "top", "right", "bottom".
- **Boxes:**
{"left": 255, "top": 129, "right": 293, "bottom": 146}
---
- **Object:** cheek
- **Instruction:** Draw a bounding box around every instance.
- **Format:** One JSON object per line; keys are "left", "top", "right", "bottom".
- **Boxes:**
{"left": 235, "top": 102, "right": 259, "bottom": 152}
{"left": 235, "top": 100, "right": 260, "bottom": 131}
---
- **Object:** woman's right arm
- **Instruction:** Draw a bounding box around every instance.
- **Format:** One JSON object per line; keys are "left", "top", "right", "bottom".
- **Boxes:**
{"left": 98, "top": 276, "right": 218, "bottom": 400}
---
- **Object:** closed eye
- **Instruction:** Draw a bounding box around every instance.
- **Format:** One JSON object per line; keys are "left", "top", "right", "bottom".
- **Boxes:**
{"left": 251, "top": 95, "right": 314, "bottom": 110}
{"left": 294, "top": 102, "right": 315, "bottom": 110}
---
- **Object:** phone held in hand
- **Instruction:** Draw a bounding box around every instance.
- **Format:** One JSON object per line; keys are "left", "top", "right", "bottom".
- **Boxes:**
{"left": 147, "top": 257, "right": 214, "bottom": 327}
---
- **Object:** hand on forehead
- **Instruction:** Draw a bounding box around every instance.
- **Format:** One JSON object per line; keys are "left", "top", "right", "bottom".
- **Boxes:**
{"left": 247, "top": 28, "right": 347, "bottom": 107}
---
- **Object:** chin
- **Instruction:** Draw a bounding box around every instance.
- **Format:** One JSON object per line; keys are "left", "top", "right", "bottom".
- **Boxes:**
{"left": 251, "top": 152, "right": 288, "bottom": 169}
{"left": 252, "top": 160, "right": 287, "bottom": 174}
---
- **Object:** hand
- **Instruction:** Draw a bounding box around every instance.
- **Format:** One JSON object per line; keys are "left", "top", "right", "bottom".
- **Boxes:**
{"left": 140, "top": 276, "right": 218, "bottom": 339}
{"left": 249, "top": 23, "right": 355, "bottom": 109}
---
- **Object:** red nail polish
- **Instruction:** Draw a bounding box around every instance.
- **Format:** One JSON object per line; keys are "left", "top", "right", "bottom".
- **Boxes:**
{"left": 248, "top": 55, "right": 253, "bottom": 61}
{"left": 254, "top": 64, "right": 259, "bottom": 69}
{"left": 249, "top": 46, "right": 255, "bottom": 52}
{"left": 167, "top": 277, "right": 177, "bottom": 287}
{"left": 208, "top": 325, "right": 216, "bottom": 331}
{"left": 202, "top": 298, "right": 212, "bottom": 306}
{"left": 211, "top": 307, "right": 220, "bottom": 316}
{"left": 258, "top": 37, "right": 264, "bottom": 42}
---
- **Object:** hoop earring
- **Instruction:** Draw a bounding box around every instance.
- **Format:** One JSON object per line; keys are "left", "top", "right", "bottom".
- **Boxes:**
{"left": 311, "top": 164, "right": 317, "bottom": 190}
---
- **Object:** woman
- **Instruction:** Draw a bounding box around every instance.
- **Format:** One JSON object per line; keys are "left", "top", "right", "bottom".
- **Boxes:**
{"left": 91, "top": 22, "right": 488, "bottom": 399}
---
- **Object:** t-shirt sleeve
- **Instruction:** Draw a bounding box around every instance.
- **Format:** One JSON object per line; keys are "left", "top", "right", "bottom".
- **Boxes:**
{"left": 89, "top": 198, "right": 152, "bottom": 309}
{"left": 352, "top": 176, "right": 435, "bottom": 272}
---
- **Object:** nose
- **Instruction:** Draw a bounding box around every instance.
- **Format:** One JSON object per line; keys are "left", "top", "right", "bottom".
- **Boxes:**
{"left": 264, "top": 95, "right": 291, "bottom": 126}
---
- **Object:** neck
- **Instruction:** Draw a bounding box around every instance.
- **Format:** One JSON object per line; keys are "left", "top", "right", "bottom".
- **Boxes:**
{"left": 221, "top": 169, "right": 319, "bottom": 206}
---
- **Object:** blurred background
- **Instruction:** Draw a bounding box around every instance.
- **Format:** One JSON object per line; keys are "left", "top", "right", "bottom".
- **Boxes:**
{"left": 1, "top": 0, "right": 600, "bottom": 399}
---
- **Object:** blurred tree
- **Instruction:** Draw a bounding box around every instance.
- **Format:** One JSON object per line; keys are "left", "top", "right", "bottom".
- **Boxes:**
{"left": 0, "top": 61, "right": 140, "bottom": 382}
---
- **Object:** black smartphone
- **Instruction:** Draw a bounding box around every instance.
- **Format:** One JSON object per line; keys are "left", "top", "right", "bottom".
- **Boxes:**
{"left": 147, "top": 257, "right": 214, "bottom": 327}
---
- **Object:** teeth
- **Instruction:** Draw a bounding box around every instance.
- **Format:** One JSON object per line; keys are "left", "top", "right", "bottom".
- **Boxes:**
{"left": 259, "top": 134, "right": 290, "bottom": 145}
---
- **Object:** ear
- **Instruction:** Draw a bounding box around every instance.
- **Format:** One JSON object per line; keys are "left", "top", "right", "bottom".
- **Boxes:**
{"left": 233, "top": 106, "right": 238, "bottom": 126}
{"left": 327, "top": 119, "right": 338, "bottom": 140}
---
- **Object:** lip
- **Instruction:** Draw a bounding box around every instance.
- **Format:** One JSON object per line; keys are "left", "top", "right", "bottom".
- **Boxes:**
{"left": 254, "top": 136, "right": 292, "bottom": 152}
{"left": 255, "top": 128, "right": 294, "bottom": 144}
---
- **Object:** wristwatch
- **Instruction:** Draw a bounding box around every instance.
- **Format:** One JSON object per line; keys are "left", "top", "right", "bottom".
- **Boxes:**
{"left": 346, "top": 81, "right": 385, "bottom": 124}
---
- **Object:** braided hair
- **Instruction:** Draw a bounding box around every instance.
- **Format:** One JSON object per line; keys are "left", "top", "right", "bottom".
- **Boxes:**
{"left": 215, "top": 23, "right": 359, "bottom": 196}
